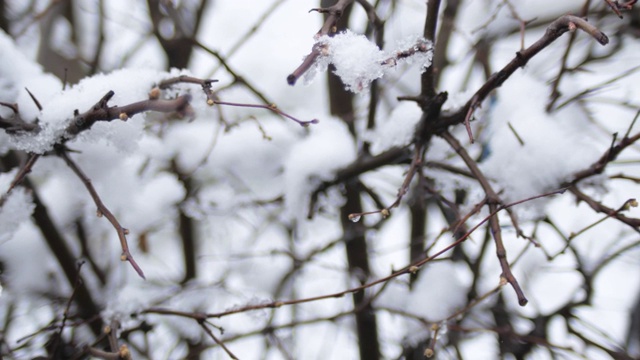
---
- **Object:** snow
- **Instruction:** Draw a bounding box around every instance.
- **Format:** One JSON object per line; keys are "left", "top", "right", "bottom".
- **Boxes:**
{"left": 0, "top": 169, "right": 33, "bottom": 240}
{"left": 307, "top": 30, "right": 433, "bottom": 93}
{"left": 368, "top": 101, "right": 422, "bottom": 154}
{"left": 480, "top": 71, "right": 602, "bottom": 218}
{"left": 283, "top": 116, "right": 356, "bottom": 221}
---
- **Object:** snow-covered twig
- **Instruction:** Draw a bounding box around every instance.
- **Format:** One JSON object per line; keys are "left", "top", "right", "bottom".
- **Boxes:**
{"left": 287, "top": 0, "right": 355, "bottom": 85}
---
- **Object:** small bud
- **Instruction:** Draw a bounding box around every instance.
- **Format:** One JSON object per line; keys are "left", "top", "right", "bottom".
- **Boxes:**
{"left": 119, "top": 344, "right": 131, "bottom": 359}
{"left": 119, "top": 112, "right": 129, "bottom": 121}
{"left": 148, "top": 87, "right": 161, "bottom": 99}
{"left": 424, "top": 348, "right": 434, "bottom": 358}
{"left": 207, "top": 99, "right": 214, "bottom": 106}
{"left": 381, "top": 209, "right": 390, "bottom": 218}
{"left": 103, "top": 325, "right": 111, "bottom": 334}
{"left": 120, "top": 254, "right": 127, "bottom": 261}
{"left": 409, "top": 266, "right": 419, "bottom": 274}
{"left": 499, "top": 276, "right": 508, "bottom": 286}
{"left": 274, "top": 301, "right": 283, "bottom": 308}
{"left": 431, "top": 323, "right": 439, "bottom": 331}
{"left": 123, "top": 228, "right": 130, "bottom": 235}
{"left": 624, "top": 198, "right": 638, "bottom": 210}
{"left": 348, "top": 214, "right": 361, "bottom": 223}
{"left": 96, "top": 210, "right": 103, "bottom": 218}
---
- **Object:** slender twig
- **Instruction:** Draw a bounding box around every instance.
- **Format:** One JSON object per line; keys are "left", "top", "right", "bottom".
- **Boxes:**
{"left": 441, "top": 130, "right": 528, "bottom": 306}
{"left": 143, "top": 190, "right": 562, "bottom": 321}
{"left": 7, "top": 153, "right": 40, "bottom": 194}
{"left": 200, "top": 321, "right": 239, "bottom": 360}
{"left": 49, "top": 261, "right": 85, "bottom": 358}
{"left": 59, "top": 150, "right": 145, "bottom": 279}
{"left": 159, "top": 75, "right": 318, "bottom": 127}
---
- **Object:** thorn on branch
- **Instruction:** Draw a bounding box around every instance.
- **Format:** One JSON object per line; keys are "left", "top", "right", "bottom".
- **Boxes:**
{"left": 25, "top": 87, "right": 43, "bottom": 111}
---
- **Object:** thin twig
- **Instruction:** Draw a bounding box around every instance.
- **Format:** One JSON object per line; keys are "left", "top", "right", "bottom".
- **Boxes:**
{"left": 59, "top": 150, "right": 145, "bottom": 279}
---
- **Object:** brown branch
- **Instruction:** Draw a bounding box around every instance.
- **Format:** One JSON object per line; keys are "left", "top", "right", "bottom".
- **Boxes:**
{"left": 6, "top": 153, "right": 40, "bottom": 194}
{"left": 421, "top": 0, "right": 442, "bottom": 97}
{"left": 440, "top": 14, "right": 609, "bottom": 129}
{"left": 440, "top": 130, "right": 528, "bottom": 306}
{"left": 200, "top": 321, "right": 239, "bottom": 360}
{"left": 570, "top": 131, "right": 640, "bottom": 184}
{"left": 568, "top": 187, "right": 640, "bottom": 229}
{"left": 49, "top": 261, "right": 85, "bottom": 358}
{"left": 66, "top": 91, "right": 193, "bottom": 136}
{"left": 287, "top": 0, "right": 355, "bottom": 85}
{"left": 0, "top": 101, "right": 39, "bottom": 134}
{"left": 1, "top": 151, "right": 103, "bottom": 336}
{"left": 159, "top": 75, "right": 318, "bottom": 127}
{"left": 213, "top": 100, "right": 318, "bottom": 127}
{"left": 59, "top": 150, "right": 145, "bottom": 279}
{"left": 604, "top": 0, "right": 638, "bottom": 18}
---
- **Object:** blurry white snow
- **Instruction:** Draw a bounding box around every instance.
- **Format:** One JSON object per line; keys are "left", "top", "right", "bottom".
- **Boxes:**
{"left": 283, "top": 117, "right": 356, "bottom": 221}
{"left": 480, "top": 71, "right": 601, "bottom": 218}
{"left": 305, "top": 30, "right": 433, "bottom": 93}
{"left": 376, "top": 261, "right": 470, "bottom": 344}
{"left": 368, "top": 102, "right": 422, "bottom": 154}
{"left": 0, "top": 170, "right": 35, "bottom": 243}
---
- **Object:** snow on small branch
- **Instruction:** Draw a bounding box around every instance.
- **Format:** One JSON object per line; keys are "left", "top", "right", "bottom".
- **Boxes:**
{"left": 289, "top": 30, "right": 433, "bottom": 93}
{"left": 287, "top": 0, "right": 355, "bottom": 86}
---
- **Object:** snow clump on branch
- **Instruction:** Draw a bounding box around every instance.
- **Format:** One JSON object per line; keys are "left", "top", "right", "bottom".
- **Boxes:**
{"left": 304, "top": 30, "right": 433, "bottom": 93}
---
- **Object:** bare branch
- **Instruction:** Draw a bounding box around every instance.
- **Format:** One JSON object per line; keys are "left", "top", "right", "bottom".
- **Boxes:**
{"left": 59, "top": 150, "right": 145, "bottom": 279}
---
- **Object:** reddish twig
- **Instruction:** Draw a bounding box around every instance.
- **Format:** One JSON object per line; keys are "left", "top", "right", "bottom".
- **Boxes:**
{"left": 159, "top": 75, "right": 319, "bottom": 127}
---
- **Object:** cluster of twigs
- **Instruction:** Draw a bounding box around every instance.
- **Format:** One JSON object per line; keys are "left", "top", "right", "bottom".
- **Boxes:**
{"left": 2, "top": 0, "right": 640, "bottom": 359}
{"left": 1, "top": 76, "right": 315, "bottom": 280}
